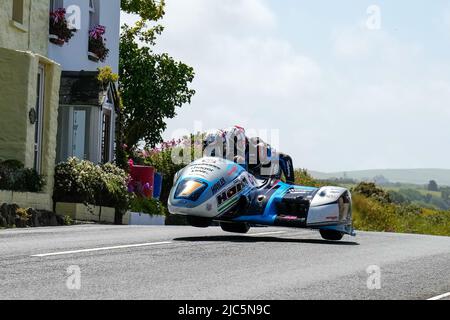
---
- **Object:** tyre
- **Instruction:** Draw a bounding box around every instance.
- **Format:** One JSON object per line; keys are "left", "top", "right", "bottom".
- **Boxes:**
{"left": 320, "top": 229, "right": 344, "bottom": 241}
{"left": 187, "top": 216, "right": 212, "bottom": 228}
{"left": 220, "top": 222, "right": 251, "bottom": 234}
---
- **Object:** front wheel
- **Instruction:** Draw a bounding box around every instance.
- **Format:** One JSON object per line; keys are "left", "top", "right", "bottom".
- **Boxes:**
{"left": 187, "top": 216, "right": 212, "bottom": 228}
{"left": 320, "top": 229, "right": 344, "bottom": 241}
{"left": 220, "top": 222, "right": 251, "bottom": 234}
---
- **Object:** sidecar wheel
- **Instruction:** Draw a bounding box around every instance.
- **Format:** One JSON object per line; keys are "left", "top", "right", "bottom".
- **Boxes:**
{"left": 320, "top": 229, "right": 344, "bottom": 241}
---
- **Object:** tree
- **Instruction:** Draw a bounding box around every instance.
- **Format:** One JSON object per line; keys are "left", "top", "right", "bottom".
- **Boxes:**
{"left": 428, "top": 180, "right": 439, "bottom": 192}
{"left": 441, "top": 187, "right": 450, "bottom": 201}
{"left": 119, "top": 0, "right": 196, "bottom": 152}
{"left": 373, "top": 175, "right": 389, "bottom": 185}
{"left": 353, "top": 182, "right": 391, "bottom": 203}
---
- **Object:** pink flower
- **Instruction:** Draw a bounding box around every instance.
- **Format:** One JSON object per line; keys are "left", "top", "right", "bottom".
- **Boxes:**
{"left": 128, "top": 159, "right": 134, "bottom": 168}
{"left": 143, "top": 183, "right": 151, "bottom": 191}
{"left": 89, "top": 25, "right": 106, "bottom": 40}
{"left": 50, "top": 8, "right": 66, "bottom": 23}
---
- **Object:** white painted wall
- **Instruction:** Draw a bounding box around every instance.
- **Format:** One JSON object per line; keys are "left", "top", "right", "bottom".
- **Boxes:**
{"left": 48, "top": 0, "right": 120, "bottom": 73}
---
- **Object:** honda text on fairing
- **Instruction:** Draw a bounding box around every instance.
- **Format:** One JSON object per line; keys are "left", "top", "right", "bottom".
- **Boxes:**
{"left": 168, "top": 157, "right": 355, "bottom": 241}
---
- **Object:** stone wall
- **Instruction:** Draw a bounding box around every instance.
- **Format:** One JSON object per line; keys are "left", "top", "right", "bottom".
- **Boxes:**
{"left": 0, "top": 203, "right": 65, "bottom": 228}
{"left": 55, "top": 202, "right": 130, "bottom": 225}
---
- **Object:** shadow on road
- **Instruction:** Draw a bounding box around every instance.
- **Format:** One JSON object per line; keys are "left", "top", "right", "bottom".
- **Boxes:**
{"left": 173, "top": 235, "right": 359, "bottom": 246}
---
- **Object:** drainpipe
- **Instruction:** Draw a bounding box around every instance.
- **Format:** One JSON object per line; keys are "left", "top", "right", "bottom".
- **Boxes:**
{"left": 27, "top": 0, "right": 32, "bottom": 50}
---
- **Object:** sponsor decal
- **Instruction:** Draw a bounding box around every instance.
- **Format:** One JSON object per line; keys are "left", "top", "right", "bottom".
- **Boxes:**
{"left": 211, "top": 177, "right": 226, "bottom": 195}
{"left": 227, "top": 165, "right": 238, "bottom": 176}
{"left": 201, "top": 158, "right": 218, "bottom": 164}
{"left": 217, "top": 179, "right": 248, "bottom": 207}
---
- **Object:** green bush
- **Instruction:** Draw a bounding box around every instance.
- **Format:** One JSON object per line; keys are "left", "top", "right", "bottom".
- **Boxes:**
{"left": 294, "top": 169, "right": 326, "bottom": 188}
{"left": 53, "top": 158, "right": 130, "bottom": 211}
{"left": 0, "top": 160, "right": 45, "bottom": 192}
{"left": 290, "top": 174, "right": 450, "bottom": 236}
{"left": 352, "top": 194, "right": 401, "bottom": 232}
{"left": 352, "top": 182, "right": 391, "bottom": 203}
{"left": 352, "top": 183, "right": 450, "bottom": 236}
{"left": 130, "top": 197, "right": 167, "bottom": 216}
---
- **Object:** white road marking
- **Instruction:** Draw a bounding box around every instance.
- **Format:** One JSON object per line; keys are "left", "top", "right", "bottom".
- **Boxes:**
{"left": 427, "top": 292, "right": 450, "bottom": 301}
{"left": 31, "top": 241, "right": 173, "bottom": 257}
{"left": 248, "top": 231, "right": 287, "bottom": 237}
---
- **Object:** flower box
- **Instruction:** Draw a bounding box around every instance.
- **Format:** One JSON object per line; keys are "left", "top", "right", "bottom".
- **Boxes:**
{"left": 55, "top": 202, "right": 117, "bottom": 224}
{"left": 49, "top": 8, "right": 76, "bottom": 45}
{"left": 87, "top": 51, "right": 100, "bottom": 62}
{"left": 49, "top": 34, "right": 65, "bottom": 46}
{"left": 88, "top": 25, "right": 109, "bottom": 62}
{"left": 128, "top": 212, "right": 166, "bottom": 226}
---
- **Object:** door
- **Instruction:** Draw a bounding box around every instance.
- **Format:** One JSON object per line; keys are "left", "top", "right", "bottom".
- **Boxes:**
{"left": 34, "top": 65, "right": 45, "bottom": 173}
{"left": 72, "top": 109, "right": 87, "bottom": 159}
{"left": 101, "top": 108, "right": 112, "bottom": 163}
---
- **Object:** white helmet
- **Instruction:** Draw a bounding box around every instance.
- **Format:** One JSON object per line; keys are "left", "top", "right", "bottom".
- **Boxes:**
{"left": 248, "top": 137, "right": 272, "bottom": 164}
{"left": 224, "top": 126, "right": 247, "bottom": 158}
{"left": 203, "top": 129, "right": 225, "bottom": 157}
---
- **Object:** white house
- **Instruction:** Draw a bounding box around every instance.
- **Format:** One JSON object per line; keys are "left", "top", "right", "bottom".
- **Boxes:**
{"left": 48, "top": 0, "right": 121, "bottom": 164}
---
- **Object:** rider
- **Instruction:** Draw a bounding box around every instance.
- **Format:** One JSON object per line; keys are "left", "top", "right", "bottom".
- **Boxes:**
{"left": 203, "top": 126, "right": 295, "bottom": 184}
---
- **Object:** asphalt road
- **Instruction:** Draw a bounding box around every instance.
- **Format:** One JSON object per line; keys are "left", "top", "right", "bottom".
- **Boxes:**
{"left": 0, "top": 225, "right": 449, "bottom": 300}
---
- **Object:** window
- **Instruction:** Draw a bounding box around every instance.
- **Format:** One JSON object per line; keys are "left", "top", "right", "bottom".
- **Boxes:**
{"left": 89, "top": 0, "right": 100, "bottom": 29}
{"left": 72, "top": 109, "right": 87, "bottom": 159}
{"left": 34, "top": 66, "right": 45, "bottom": 173}
{"left": 12, "top": 0, "right": 24, "bottom": 24}
{"left": 50, "top": 0, "right": 64, "bottom": 11}
{"left": 56, "top": 106, "right": 94, "bottom": 163}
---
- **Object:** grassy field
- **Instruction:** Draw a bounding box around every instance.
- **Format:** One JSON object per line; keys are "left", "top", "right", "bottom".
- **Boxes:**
{"left": 352, "top": 194, "right": 450, "bottom": 236}
{"left": 296, "top": 170, "right": 450, "bottom": 237}
{"left": 383, "top": 186, "right": 441, "bottom": 197}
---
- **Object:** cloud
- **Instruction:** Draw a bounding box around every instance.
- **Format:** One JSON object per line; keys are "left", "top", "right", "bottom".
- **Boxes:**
{"left": 133, "top": 0, "right": 323, "bottom": 137}
{"left": 121, "top": 1, "right": 450, "bottom": 172}
{"left": 442, "top": 5, "right": 450, "bottom": 28}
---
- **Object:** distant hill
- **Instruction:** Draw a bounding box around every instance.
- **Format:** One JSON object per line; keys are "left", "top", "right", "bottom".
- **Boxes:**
{"left": 309, "top": 169, "right": 450, "bottom": 186}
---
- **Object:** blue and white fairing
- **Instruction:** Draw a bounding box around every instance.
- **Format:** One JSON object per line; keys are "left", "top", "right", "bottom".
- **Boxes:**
{"left": 169, "top": 157, "right": 253, "bottom": 216}
{"left": 168, "top": 157, "right": 355, "bottom": 236}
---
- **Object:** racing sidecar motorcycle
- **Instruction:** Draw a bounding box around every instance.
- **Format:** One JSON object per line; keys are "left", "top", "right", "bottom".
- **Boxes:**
{"left": 168, "top": 157, "right": 355, "bottom": 241}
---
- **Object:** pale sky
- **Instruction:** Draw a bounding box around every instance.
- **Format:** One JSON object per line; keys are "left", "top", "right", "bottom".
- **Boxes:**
{"left": 121, "top": 0, "right": 450, "bottom": 172}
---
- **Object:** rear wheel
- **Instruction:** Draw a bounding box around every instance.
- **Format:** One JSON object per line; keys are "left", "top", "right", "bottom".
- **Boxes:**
{"left": 187, "top": 216, "right": 212, "bottom": 228}
{"left": 320, "top": 229, "right": 344, "bottom": 241}
{"left": 220, "top": 222, "right": 251, "bottom": 234}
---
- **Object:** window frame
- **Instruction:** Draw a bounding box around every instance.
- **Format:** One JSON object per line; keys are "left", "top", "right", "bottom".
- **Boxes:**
{"left": 89, "top": 0, "right": 100, "bottom": 30}
{"left": 12, "top": 0, "right": 24, "bottom": 24}
{"left": 89, "top": 0, "right": 95, "bottom": 13}
{"left": 101, "top": 95, "right": 115, "bottom": 163}
{"left": 50, "top": 0, "right": 64, "bottom": 11}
